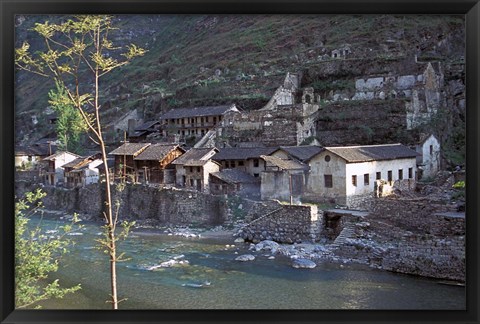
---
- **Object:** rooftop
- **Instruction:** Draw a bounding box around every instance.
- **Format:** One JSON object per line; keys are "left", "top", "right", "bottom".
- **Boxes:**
{"left": 160, "top": 104, "right": 237, "bottom": 120}
{"left": 210, "top": 169, "right": 259, "bottom": 184}
{"left": 109, "top": 143, "right": 151, "bottom": 156}
{"left": 134, "top": 144, "right": 183, "bottom": 161}
{"left": 172, "top": 147, "right": 218, "bottom": 165}
{"left": 276, "top": 145, "right": 324, "bottom": 162}
{"left": 213, "top": 147, "right": 277, "bottom": 160}
{"left": 261, "top": 155, "right": 308, "bottom": 171}
{"left": 325, "top": 144, "right": 419, "bottom": 163}
{"left": 43, "top": 151, "right": 82, "bottom": 161}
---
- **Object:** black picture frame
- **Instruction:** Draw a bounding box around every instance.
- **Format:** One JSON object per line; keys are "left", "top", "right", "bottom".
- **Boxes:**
{"left": 1, "top": 1, "right": 479, "bottom": 323}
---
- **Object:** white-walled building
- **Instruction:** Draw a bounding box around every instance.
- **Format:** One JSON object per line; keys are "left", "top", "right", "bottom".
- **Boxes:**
{"left": 305, "top": 144, "right": 418, "bottom": 207}
{"left": 41, "top": 151, "right": 82, "bottom": 186}
{"left": 415, "top": 134, "right": 441, "bottom": 180}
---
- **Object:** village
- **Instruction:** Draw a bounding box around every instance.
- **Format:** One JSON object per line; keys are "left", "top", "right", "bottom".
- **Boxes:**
{"left": 15, "top": 68, "right": 465, "bottom": 282}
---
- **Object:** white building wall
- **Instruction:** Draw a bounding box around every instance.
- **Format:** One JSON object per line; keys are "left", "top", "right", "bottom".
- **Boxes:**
{"left": 345, "top": 158, "right": 417, "bottom": 197}
{"left": 416, "top": 135, "right": 441, "bottom": 179}
{"left": 54, "top": 152, "right": 80, "bottom": 185}
{"left": 202, "top": 161, "right": 220, "bottom": 192}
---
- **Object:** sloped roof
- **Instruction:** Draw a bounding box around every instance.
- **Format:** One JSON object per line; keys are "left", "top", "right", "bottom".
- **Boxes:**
{"left": 277, "top": 145, "right": 324, "bottom": 162}
{"left": 261, "top": 155, "right": 308, "bottom": 171}
{"left": 63, "top": 154, "right": 102, "bottom": 169}
{"left": 43, "top": 151, "right": 82, "bottom": 161}
{"left": 326, "top": 144, "right": 418, "bottom": 163}
{"left": 172, "top": 147, "right": 218, "bottom": 165}
{"left": 210, "top": 169, "right": 259, "bottom": 184}
{"left": 134, "top": 144, "right": 183, "bottom": 161}
{"left": 160, "top": 104, "right": 236, "bottom": 119}
{"left": 109, "top": 143, "right": 151, "bottom": 156}
{"left": 213, "top": 147, "right": 277, "bottom": 160}
{"left": 135, "top": 120, "right": 161, "bottom": 131}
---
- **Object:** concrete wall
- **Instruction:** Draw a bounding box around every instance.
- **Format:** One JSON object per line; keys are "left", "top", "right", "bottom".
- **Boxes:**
{"left": 416, "top": 135, "right": 441, "bottom": 179}
{"left": 306, "top": 151, "right": 347, "bottom": 202}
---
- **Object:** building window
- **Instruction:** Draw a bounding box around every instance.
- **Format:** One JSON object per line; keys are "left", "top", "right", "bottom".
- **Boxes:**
{"left": 190, "top": 179, "right": 194, "bottom": 186}
{"left": 324, "top": 175, "right": 333, "bottom": 188}
{"left": 231, "top": 161, "right": 236, "bottom": 168}
{"left": 253, "top": 173, "right": 259, "bottom": 178}
{"left": 352, "top": 175, "right": 357, "bottom": 187}
{"left": 387, "top": 170, "right": 392, "bottom": 182}
{"left": 253, "top": 159, "right": 259, "bottom": 167}
{"left": 398, "top": 169, "right": 403, "bottom": 180}
{"left": 364, "top": 174, "right": 369, "bottom": 186}
{"left": 238, "top": 161, "right": 244, "bottom": 166}
{"left": 430, "top": 145, "right": 433, "bottom": 155}
{"left": 408, "top": 167, "right": 413, "bottom": 179}
{"left": 213, "top": 117, "right": 217, "bottom": 124}
{"left": 197, "top": 167, "right": 201, "bottom": 172}
{"left": 376, "top": 172, "right": 381, "bottom": 180}
{"left": 324, "top": 155, "right": 331, "bottom": 162}
{"left": 189, "top": 167, "right": 193, "bottom": 173}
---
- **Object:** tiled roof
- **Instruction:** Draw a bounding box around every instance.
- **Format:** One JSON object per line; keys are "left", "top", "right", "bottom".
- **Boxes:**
{"left": 160, "top": 104, "right": 236, "bottom": 119}
{"left": 326, "top": 144, "right": 419, "bottom": 163}
{"left": 210, "top": 169, "right": 259, "bottom": 184}
{"left": 260, "top": 155, "right": 308, "bottom": 171}
{"left": 43, "top": 151, "right": 82, "bottom": 161}
{"left": 63, "top": 154, "right": 102, "bottom": 169}
{"left": 212, "top": 147, "right": 277, "bottom": 161}
{"left": 135, "top": 121, "right": 161, "bottom": 131}
{"left": 134, "top": 144, "right": 183, "bottom": 161}
{"left": 109, "top": 143, "right": 151, "bottom": 156}
{"left": 172, "top": 148, "right": 217, "bottom": 165}
{"left": 277, "top": 145, "right": 324, "bottom": 162}
{"left": 15, "top": 144, "right": 54, "bottom": 157}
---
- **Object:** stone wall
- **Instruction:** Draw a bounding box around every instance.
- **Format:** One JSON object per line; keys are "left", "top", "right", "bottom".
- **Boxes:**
{"left": 15, "top": 181, "right": 226, "bottom": 226}
{"left": 367, "top": 197, "right": 465, "bottom": 281}
{"left": 237, "top": 202, "right": 318, "bottom": 244}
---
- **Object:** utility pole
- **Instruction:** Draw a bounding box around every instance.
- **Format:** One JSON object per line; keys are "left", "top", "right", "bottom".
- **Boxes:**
{"left": 123, "top": 131, "right": 127, "bottom": 182}
{"left": 289, "top": 172, "right": 293, "bottom": 205}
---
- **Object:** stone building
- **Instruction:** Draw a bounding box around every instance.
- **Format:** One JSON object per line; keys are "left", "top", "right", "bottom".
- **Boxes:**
{"left": 212, "top": 147, "right": 277, "bottom": 178}
{"left": 133, "top": 143, "right": 185, "bottom": 184}
{"left": 128, "top": 120, "right": 162, "bottom": 142}
{"left": 260, "top": 155, "right": 308, "bottom": 202}
{"left": 159, "top": 104, "right": 240, "bottom": 141}
{"left": 172, "top": 147, "right": 220, "bottom": 192}
{"left": 415, "top": 134, "right": 441, "bottom": 180}
{"left": 209, "top": 169, "right": 260, "bottom": 199}
{"left": 304, "top": 144, "right": 418, "bottom": 207}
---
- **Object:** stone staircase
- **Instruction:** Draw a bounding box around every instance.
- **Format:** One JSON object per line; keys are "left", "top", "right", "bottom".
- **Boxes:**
{"left": 331, "top": 223, "right": 356, "bottom": 247}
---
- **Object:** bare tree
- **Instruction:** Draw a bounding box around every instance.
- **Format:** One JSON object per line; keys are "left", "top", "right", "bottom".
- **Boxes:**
{"left": 15, "top": 15, "right": 146, "bottom": 309}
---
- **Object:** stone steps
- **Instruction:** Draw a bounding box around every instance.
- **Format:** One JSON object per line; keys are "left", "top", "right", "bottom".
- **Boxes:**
{"left": 332, "top": 224, "right": 356, "bottom": 246}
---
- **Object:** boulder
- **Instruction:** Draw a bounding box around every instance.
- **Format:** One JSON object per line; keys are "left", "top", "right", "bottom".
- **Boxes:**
{"left": 292, "top": 258, "right": 317, "bottom": 269}
{"left": 255, "top": 240, "right": 280, "bottom": 254}
{"left": 235, "top": 254, "right": 256, "bottom": 262}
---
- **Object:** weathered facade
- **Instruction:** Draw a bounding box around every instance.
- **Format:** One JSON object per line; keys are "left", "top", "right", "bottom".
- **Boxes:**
{"left": 133, "top": 143, "right": 184, "bottom": 183}
{"left": 63, "top": 154, "right": 103, "bottom": 188}
{"left": 109, "top": 142, "right": 151, "bottom": 180}
{"left": 212, "top": 147, "right": 277, "bottom": 177}
{"left": 172, "top": 147, "right": 220, "bottom": 192}
{"left": 209, "top": 169, "right": 260, "bottom": 199}
{"left": 304, "top": 144, "right": 418, "bottom": 207}
{"left": 415, "top": 134, "right": 441, "bottom": 180}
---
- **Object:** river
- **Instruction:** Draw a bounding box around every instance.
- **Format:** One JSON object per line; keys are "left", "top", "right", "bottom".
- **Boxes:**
{"left": 28, "top": 215, "right": 465, "bottom": 310}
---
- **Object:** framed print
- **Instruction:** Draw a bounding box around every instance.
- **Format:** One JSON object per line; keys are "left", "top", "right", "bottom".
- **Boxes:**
{"left": 1, "top": 0, "right": 479, "bottom": 323}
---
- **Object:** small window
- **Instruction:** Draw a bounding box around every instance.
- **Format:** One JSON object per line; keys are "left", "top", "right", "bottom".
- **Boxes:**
{"left": 352, "top": 175, "right": 357, "bottom": 187}
{"left": 253, "top": 173, "right": 259, "bottom": 178}
{"left": 364, "top": 174, "right": 369, "bottom": 186}
{"left": 190, "top": 179, "right": 194, "bottom": 186}
{"left": 189, "top": 167, "right": 193, "bottom": 172}
{"left": 398, "top": 169, "right": 403, "bottom": 180}
{"left": 408, "top": 167, "right": 413, "bottom": 179}
{"left": 324, "top": 175, "right": 333, "bottom": 188}
{"left": 376, "top": 172, "right": 381, "bottom": 180}
{"left": 324, "top": 155, "right": 331, "bottom": 162}
{"left": 238, "top": 161, "right": 244, "bottom": 166}
{"left": 430, "top": 145, "right": 433, "bottom": 155}
{"left": 197, "top": 167, "right": 201, "bottom": 172}
{"left": 231, "top": 161, "right": 236, "bottom": 168}
{"left": 253, "top": 159, "right": 259, "bottom": 167}
{"left": 387, "top": 170, "right": 393, "bottom": 182}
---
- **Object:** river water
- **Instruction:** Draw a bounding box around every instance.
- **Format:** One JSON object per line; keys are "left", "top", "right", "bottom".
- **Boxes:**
{"left": 29, "top": 216, "right": 465, "bottom": 310}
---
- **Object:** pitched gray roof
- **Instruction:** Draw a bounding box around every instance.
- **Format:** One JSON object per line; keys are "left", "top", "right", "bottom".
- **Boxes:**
{"left": 213, "top": 147, "right": 277, "bottom": 161}
{"left": 261, "top": 155, "right": 308, "bottom": 171}
{"left": 160, "top": 105, "right": 236, "bottom": 119}
{"left": 43, "top": 151, "right": 81, "bottom": 161}
{"left": 172, "top": 148, "right": 218, "bottom": 165}
{"left": 134, "top": 144, "right": 182, "bottom": 161}
{"left": 277, "top": 145, "right": 324, "bottom": 162}
{"left": 109, "top": 143, "right": 151, "bottom": 156}
{"left": 210, "top": 169, "right": 259, "bottom": 184}
{"left": 326, "top": 144, "right": 419, "bottom": 163}
{"left": 135, "top": 120, "right": 161, "bottom": 131}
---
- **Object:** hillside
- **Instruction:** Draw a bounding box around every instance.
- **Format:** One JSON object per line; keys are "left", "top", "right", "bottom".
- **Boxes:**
{"left": 14, "top": 14, "right": 466, "bottom": 165}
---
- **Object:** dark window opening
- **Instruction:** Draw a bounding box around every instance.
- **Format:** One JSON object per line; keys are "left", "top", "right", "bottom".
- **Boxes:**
{"left": 253, "top": 159, "right": 259, "bottom": 167}
{"left": 324, "top": 175, "right": 333, "bottom": 188}
{"left": 398, "top": 169, "right": 403, "bottom": 180}
{"left": 325, "top": 155, "right": 331, "bottom": 162}
{"left": 430, "top": 145, "right": 433, "bottom": 155}
{"left": 238, "top": 161, "right": 244, "bottom": 166}
{"left": 352, "top": 175, "right": 357, "bottom": 187}
{"left": 364, "top": 174, "right": 369, "bottom": 186}
{"left": 253, "top": 173, "right": 259, "bottom": 178}
{"left": 387, "top": 170, "right": 393, "bottom": 182}
{"left": 376, "top": 172, "right": 381, "bottom": 180}
{"left": 408, "top": 168, "right": 413, "bottom": 179}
